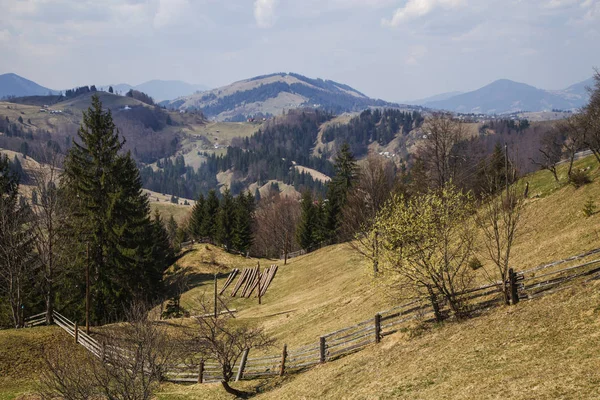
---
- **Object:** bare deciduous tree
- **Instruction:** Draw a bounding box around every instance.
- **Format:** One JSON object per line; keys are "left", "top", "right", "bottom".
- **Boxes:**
{"left": 40, "top": 302, "right": 179, "bottom": 400}
{"left": 188, "top": 296, "right": 273, "bottom": 398}
{"left": 253, "top": 191, "right": 300, "bottom": 263}
{"left": 558, "top": 114, "right": 587, "bottom": 181}
{"left": 476, "top": 183, "right": 524, "bottom": 305}
{"left": 29, "top": 149, "right": 66, "bottom": 324}
{"left": 530, "top": 128, "right": 563, "bottom": 182}
{"left": 341, "top": 155, "right": 397, "bottom": 276}
{"left": 417, "top": 113, "right": 466, "bottom": 190}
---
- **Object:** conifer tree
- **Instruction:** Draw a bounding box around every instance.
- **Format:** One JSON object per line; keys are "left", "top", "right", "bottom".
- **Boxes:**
{"left": 324, "top": 143, "right": 357, "bottom": 242}
{"left": 202, "top": 189, "right": 220, "bottom": 242}
{"left": 61, "top": 95, "right": 163, "bottom": 322}
{"left": 217, "top": 188, "right": 236, "bottom": 249}
{"left": 189, "top": 193, "right": 206, "bottom": 239}
{"left": 296, "top": 191, "right": 319, "bottom": 251}
{"left": 233, "top": 192, "right": 254, "bottom": 253}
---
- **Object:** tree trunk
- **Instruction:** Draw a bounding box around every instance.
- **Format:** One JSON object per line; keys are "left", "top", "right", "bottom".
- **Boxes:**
{"left": 221, "top": 381, "right": 251, "bottom": 398}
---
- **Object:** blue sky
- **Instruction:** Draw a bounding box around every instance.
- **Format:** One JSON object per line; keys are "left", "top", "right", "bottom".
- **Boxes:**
{"left": 0, "top": 0, "right": 599, "bottom": 101}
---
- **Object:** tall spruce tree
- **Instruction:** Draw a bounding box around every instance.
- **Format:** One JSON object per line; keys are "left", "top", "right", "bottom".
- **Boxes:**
{"left": 61, "top": 95, "right": 165, "bottom": 323}
{"left": 296, "top": 191, "right": 319, "bottom": 251}
{"left": 203, "top": 189, "right": 220, "bottom": 242}
{"left": 189, "top": 193, "right": 206, "bottom": 239}
{"left": 217, "top": 188, "right": 236, "bottom": 249}
{"left": 232, "top": 192, "right": 254, "bottom": 253}
{"left": 324, "top": 143, "right": 357, "bottom": 242}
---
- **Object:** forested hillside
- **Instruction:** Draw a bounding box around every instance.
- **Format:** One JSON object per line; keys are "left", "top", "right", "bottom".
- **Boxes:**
{"left": 164, "top": 72, "right": 400, "bottom": 121}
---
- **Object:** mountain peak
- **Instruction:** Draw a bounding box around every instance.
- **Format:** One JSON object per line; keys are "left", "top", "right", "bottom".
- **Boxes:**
{"left": 0, "top": 73, "right": 57, "bottom": 98}
{"left": 163, "top": 72, "right": 396, "bottom": 121}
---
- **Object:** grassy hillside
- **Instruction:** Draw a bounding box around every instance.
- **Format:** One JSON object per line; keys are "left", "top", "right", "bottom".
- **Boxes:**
{"left": 1, "top": 156, "right": 599, "bottom": 399}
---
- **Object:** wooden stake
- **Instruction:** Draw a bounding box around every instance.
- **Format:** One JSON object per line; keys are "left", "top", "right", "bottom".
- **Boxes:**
{"left": 235, "top": 348, "right": 250, "bottom": 382}
{"left": 509, "top": 268, "right": 520, "bottom": 305}
{"left": 197, "top": 360, "right": 205, "bottom": 384}
{"left": 280, "top": 344, "right": 287, "bottom": 376}
{"left": 375, "top": 313, "right": 382, "bottom": 343}
{"left": 74, "top": 322, "right": 79, "bottom": 344}
{"left": 214, "top": 273, "right": 218, "bottom": 318}
{"left": 319, "top": 336, "right": 326, "bottom": 363}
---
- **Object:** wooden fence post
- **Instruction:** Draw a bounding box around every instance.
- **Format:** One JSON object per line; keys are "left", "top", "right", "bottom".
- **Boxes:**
{"left": 235, "top": 348, "right": 249, "bottom": 382}
{"left": 197, "top": 361, "right": 205, "bottom": 384}
{"left": 101, "top": 341, "right": 106, "bottom": 362}
{"left": 509, "top": 268, "right": 520, "bottom": 305}
{"left": 319, "top": 336, "right": 326, "bottom": 363}
{"left": 74, "top": 322, "right": 79, "bottom": 344}
{"left": 280, "top": 344, "right": 287, "bottom": 376}
{"left": 375, "top": 313, "right": 382, "bottom": 343}
{"left": 427, "top": 286, "right": 443, "bottom": 322}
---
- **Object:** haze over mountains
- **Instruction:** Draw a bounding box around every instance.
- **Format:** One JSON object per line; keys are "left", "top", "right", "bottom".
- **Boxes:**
{"left": 0, "top": 73, "right": 209, "bottom": 102}
{"left": 1, "top": 72, "right": 594, "bottom": 116}
{"left": 413, "top": 78, "right": 593, "bottom": 114}
{"left": 107, "top": 80, "right": 210, "bottom": 102}
{"left": 0, "top": 73, "right": 59, "bottom": 98}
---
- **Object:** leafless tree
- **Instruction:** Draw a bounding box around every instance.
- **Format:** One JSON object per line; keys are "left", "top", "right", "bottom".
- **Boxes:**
{"left": 579, "top": 69, "right": 600, "bottom": 165}
{"left": 341, "top": 155, "right": 397, "bottom": 276}
{"left": 253, "top": 192, "right": 300, "bottom": 263}
{"left": 40, "top": 302, "right": 179, "bottom": 400}
{"left": 29, "top": 149, "right": 67, "bottom": 324}
{"left": 530, "top": 128, "right": 564, "bottom": 182}
{"left": 417, "top": 113, "right": 467, "bottom": 190}
{"left": 476, "top": 182, "right": 524, "bottom": 305}
{"left": 188, "top": 295, "right": 273, "bottom": 398}
{"left": 558, "top": 114, "right": 587, "bottom": 181}
{"left": 0, "top": 175, "right": 36, "bottom": 328}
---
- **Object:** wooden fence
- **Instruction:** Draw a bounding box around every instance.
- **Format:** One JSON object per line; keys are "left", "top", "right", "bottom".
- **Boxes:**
{"left": 41, "top": 247, "right": 600, "bottom": 384}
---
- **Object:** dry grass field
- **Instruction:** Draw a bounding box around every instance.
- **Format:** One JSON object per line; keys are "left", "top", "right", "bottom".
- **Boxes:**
{"left": 1, "top": 155, "right": 599, "bottom": 399}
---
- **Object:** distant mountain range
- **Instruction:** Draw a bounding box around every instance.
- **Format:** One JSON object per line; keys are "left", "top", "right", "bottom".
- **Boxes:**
{"left": 162, "top": 72, "right": 397, "bottom": 121}
{"left": 414, "top": 78, "right": 593, "bottom": 114}
{"left": 0, "top": 73, "right": 59, "bottom": 98}
{"left": 0, "top": 73, "right": 209, "bottom": 101}
{"left": 106, "top": 80, "right": 210, "bottom": 102}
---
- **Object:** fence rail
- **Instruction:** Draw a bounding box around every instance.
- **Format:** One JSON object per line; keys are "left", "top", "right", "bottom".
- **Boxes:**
{"left": 42, "top": 247, "right": 600, "bottom": 384}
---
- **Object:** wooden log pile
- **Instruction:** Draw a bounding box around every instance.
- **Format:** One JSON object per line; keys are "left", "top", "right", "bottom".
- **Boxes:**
{"left": 223, "top": 265, "right": 279, "bottom": 298}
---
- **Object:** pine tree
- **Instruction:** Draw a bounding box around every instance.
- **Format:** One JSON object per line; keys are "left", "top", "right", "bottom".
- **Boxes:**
{"left": 217, "top": 188, "right": 235, "bottom": 249}
{"left": 202, "top": 189, "right": 220, "bottom": 242}
{"left": 323, "top": 142, "right": 357, "bottom": 242}
{"left": 233, "top": 192, "right": 254, "bottom": 253}
{"left": 61, "top": 95, "right": 160, "bottom": 322}
{"left": 296, "top": 191, "right": 318, "bottom": 251}
{"left": 189, "top": 193, "right": 206, "bottom": 239}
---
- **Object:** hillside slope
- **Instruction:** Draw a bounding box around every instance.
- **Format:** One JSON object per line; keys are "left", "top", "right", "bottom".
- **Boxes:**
{"left": 1, "top": 156, "right": 599, "bottom": 400}
{"left": 164, "top": 73, "right": 396, "bottom": 121}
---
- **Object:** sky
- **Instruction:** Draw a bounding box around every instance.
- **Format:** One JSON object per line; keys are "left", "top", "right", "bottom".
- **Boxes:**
{"left": 0, "top": 0, "right": 599, "bottom": 101}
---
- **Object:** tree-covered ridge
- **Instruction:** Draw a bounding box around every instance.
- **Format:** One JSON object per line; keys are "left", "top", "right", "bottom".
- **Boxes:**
{"left": 203, "top": 109, "right": 333, "bottom": 194}
{"left": 322, "top": 108, "right": 424, "bottom": 157}
{"left": 185, "top": 78, "right": 395, "bottom": 118}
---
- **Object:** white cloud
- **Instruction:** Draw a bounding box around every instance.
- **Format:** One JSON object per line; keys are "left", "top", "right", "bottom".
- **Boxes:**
{"left": 254, "top": 0, "right": 277, "bottom": 28}
{"left": 154, "top": 0, "right": 191, "bottom": 28}
{"left": 406, "top": 45, "right": 428, "bottom": 65}
{"left": 382, "top": 0, "right": 467, "bottom": 27}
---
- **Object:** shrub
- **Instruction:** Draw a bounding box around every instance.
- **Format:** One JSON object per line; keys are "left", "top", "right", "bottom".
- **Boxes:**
{"left": 468, "top": 257, "right": 483, "bottom": 271}
{"left": 582, "top": 197, "right": 596, "bottom": 217}
{"left": 569, "top": 169, "right": 591, "bottom": 188}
